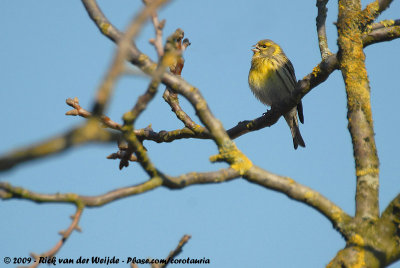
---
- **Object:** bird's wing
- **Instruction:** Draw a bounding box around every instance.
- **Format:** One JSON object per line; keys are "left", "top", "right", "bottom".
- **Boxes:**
{"left": 275, "top": 59, "right": 296, "bottom": 95}
{"left": 276, "top": 59, "right": 304, "bottom": 123}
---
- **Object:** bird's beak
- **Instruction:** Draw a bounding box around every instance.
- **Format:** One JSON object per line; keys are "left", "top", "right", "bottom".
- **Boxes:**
{"left": 251, "top": 44, "right": 259, "bottom": 53}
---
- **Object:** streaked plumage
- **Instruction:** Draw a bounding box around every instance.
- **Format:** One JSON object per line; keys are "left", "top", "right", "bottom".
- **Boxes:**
{"left": 248, "top": 39, "right": 305, "bottom": 149}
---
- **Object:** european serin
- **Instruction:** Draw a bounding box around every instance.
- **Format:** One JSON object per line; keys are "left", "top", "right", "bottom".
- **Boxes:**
{"left": 248, "top": 39, "right": 305, "bottom": 149}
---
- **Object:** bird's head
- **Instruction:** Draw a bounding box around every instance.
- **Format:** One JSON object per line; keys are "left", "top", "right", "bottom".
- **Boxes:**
{"left": 251, "top": 39, "right": 281, "bottom": 58}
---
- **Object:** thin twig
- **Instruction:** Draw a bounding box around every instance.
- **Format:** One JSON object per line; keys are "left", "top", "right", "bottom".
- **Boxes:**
{"left": 316, "top": 0, "right": 332, "bottom": 59}
{"left": 161, "top": 29, "right": 204, "bottom": 133}
{"left": 143, "top": 0, "right": 165, "bottom": 58}
{"left": 163, "top": 89, "right": 206, "bottom": 133}
{"left": 66, "top": 97, "right": 122, "bottom": 130}
{"left": 87, "top": 0, "right": 169, "bottom": 117}
{"left": 107, "top": 150, "right": 138, "bottom": 162}
{"left": 160, "top": 235, "right": 191, "bottom": 268}
{"left": 65, "top": 98, "right": 211, "bottom": 141}
{"left": 121, "top": 79, "right": 162, "bottom": 174}
{"left": 26, "top": 208, "right": 84, "bottom": 268}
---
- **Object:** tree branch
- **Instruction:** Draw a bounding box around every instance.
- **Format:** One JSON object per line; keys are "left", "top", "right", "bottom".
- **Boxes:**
{"left": 363, "top": 23, "right": 400, "bottom": 48}
{"left": 359, "top": 0, "right": 394, "bottom": 29}
{"left": 0, "top": 168, "right": 240, "bottom": 207}
{"left": 379, "top": 194, "right": 400, "bottom": 265}
{"left": 316, "top": 0, "right": 332, "bottom": 59}
{"left": 66, "top": 97, "right": 122, "bottom": 130}
{"left": 65, "top": 97, "right": 211, "bottom": 142}
{"left": 143, "top": 0, "right": 166, "bottom": 59}
{"left": 163, "top": 168, "right": 240, "bottom": 189}
{"left": 121, "top": 78, "right": 162, "bottom": 174}
{"left": 163, "top": 88, "right": 208, "bottom": 134}
{"left": 1, "top": 163, "right": 352, "bottom": 240}
{"left": 25, "top": 207, "right": 84, "bottom": 268}
{"left": 0, "top": 123, "right": 119, "bottom": 172}
{"left": 338, "top": 0, "right": 380, "bottom": 220}
{"left": 159, "top": 235, "right": 191, "bottom": 268}
{"left": 81, "top": 0, "right": 251, "bottom": 176}
{"left": 86, "top": 0, "right": 169, "bottom": 117}
{"left": 0, "top": 178, "right": 163, "bottom": 207}
{"left": 161, "top": 31, "right": 205, "bottom": 135}
{"left": 244, "top": 166, "right": 353, "bottom": 238}
{"left": 369, "top": 19, "right": 400, "bottom": 31}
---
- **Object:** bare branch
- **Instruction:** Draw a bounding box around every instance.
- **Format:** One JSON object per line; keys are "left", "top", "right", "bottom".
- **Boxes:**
{"left": 359, "top": 0, "right": 394, "bottom": 29}
{"left": 382, "top": 194, "right": 400, "bottom": 221}
{"left": 244, "top": 166, "right": 353, "bottom": 239}
{"left": 363, "top": 23, "right": 400, "bottom": 48}
{"left": 107, "top": 150, "right": 138, "bottom": 162}
{"left": 316, "top": 0, "right": 332, "bottom": 59}
{"left": 0, "top": 168, "right": 240, "bottom": 207}
{"left": 66, "top": 97, "right": 122, "bottom": 130}
{"left": 163, "top": 168, "right": 240, "bottom": 189}
{"left": 65, "top": 99, "right": 211, "bottom": 142}
{"left": 0, "top": 178, "right": 163, "bottom": 207}
{"left": 143, "top": 0, "right": 165, "bottom": 58}
{"left": 119, "top": 29, "right": 188, "bottom": 174}
{"left": 121, "top": 79, "right": 162, "bottom": 175}
{"left": 83, "top": 0, "right": 169, "bottom": 117}
{"left": 25, "top": 208, "right": 84, "bottom": 268}
{"left": 0, "top": 123, "right": 119, "bottom": 172}
{"left": 161, "top": 32, "right": 204, "bottom": 134}
{"left": 380, "top": 194, "right": 400, "bottom": 265}
{"left": 369, "top": 19, "right": 400, "bottom": 31}
{"left": 338, "top": 0, "right": 380, "bottom": 220}
{"left": 160, "top": 235, "right": 191, "bottom": 268}
{"left": 163, "top": 89, "right": 207, "bottom": 132}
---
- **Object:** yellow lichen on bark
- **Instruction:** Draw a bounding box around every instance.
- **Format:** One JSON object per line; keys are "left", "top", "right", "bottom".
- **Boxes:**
{"left": 304, "top": 191, "right": 314, "bottom": 200}
{"left": 331, "top": 206, "right": 344, "bottom": 223}
{"left": 353, "top": 247, "right": 367, "bottom": 268}
{"left": 356, "top": 167, "right": 379, "bottom": 177}
{"left": 311, "top": 65, "right": 321, "bottom": 78}
{"left": 348, "top": 235, "right": 367, "bottom": 268}
{"left": 360, "top": 1, "right": 379, "bottom": 27}
{"left": 100, "top": 22, "right": 110, "bottom": 35}
{"left": 210, "top": 141, "right": 252, "bottom": 175}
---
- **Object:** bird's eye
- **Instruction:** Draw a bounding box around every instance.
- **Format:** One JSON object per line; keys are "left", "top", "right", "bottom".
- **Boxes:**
{"left": 262, "top": 45, "right": 267, "bottom": 48}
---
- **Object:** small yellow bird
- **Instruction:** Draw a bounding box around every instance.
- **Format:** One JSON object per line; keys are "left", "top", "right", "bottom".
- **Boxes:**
{"left": 248, "top": 39, "right": 305, "bottom": 149}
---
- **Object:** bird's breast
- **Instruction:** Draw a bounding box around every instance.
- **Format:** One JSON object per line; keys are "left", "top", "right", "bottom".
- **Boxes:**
{"left": 248, "top": 59, "right": 279, "bottom": 106}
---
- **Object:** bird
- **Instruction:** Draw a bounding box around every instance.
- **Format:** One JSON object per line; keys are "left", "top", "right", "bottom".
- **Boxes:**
{"left": 248, "top": 39, "right": 305, "bottom": 149}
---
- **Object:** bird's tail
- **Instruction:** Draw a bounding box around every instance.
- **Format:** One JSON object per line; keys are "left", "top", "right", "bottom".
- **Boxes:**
{"left": 292, "top": 123, "right": 305, "bottom": 149}
{"left": 284, "top": 108, "right": 306, "bottom": 150}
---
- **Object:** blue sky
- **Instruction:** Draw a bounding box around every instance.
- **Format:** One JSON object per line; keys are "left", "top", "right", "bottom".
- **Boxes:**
{"left": 1, "top": 0, "right": 399, "bottom": 267}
